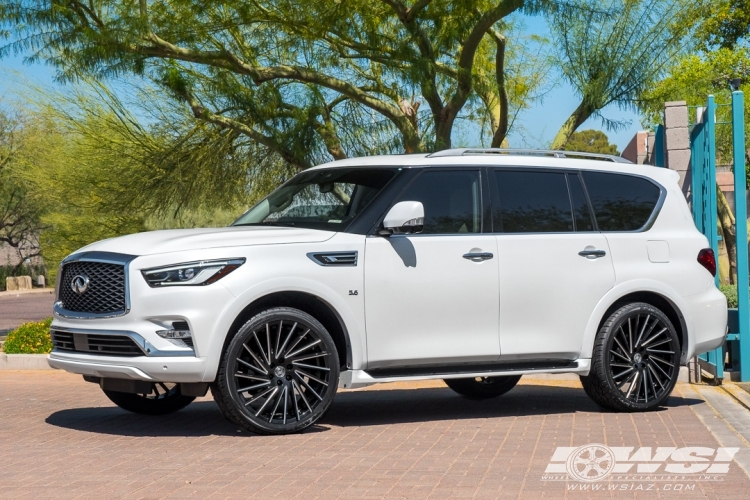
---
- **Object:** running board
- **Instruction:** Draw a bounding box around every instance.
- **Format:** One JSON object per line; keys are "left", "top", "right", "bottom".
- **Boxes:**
{"left": 364, "top": 360, "right": 579, "bottom": 379}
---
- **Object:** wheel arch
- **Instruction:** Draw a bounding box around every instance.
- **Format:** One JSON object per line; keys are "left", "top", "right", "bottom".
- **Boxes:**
{"left": 223, "top": 291, "right": 352, "bottom": 372}
{"left": 589, "top": 290, "right": 688, "bottom": 364}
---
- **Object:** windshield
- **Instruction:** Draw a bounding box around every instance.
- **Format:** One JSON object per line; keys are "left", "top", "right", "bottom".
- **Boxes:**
{"left": 233, "top": 167, "right": 399, "bottom": 231}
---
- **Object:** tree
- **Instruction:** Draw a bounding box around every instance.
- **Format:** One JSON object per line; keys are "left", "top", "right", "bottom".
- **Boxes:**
{"left": 0, "top": 107, "right": 47, "bottom": 273}
{"left": 562, "top": 129, "right": 619, "bottom": 155}
{"left": 0, "top": 0, "right": 563, "bottom": 164}
{"left": 548, "top": 0, "right": 690, "bottom": 149}
{"left": 692, "top": 0, "right": 750, "bottom": 50}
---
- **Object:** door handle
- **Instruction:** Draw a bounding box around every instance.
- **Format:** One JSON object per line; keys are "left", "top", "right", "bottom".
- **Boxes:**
{"left": 578, "top": 249, "right": 606, "bottom": 259}
{"left": 463, "top": 252, "right": 494, "bottom": 262}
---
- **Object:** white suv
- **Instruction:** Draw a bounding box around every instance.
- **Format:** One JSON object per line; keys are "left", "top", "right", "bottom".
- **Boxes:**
{"left": 49, "top": 149, "right": 727, "bottom": 434}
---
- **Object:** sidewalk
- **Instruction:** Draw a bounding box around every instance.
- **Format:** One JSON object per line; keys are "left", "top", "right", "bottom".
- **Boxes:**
{"left": 0, "top": 287, "right": 54, "bottom": 298}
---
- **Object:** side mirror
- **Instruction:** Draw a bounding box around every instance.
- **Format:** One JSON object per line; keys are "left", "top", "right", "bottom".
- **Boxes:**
{"left": 380, "top": 201, "right": 424, "bottom": 236}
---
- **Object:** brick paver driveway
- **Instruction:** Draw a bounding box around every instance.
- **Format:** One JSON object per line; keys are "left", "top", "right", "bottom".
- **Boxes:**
{"left": 1, "top": 371, "right": 750, "bottom": 499}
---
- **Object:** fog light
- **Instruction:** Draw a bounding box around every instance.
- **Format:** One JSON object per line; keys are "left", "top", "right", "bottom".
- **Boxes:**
{"left": 156, "top": 329, "right": 192, "bottom": 339}
{"left": 156, "top": 329, "right": 193, "bottom": 348}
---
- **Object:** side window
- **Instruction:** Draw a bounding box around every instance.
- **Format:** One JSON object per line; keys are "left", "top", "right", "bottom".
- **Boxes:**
{"left": 396, "top": 170, "right": 481, "bottom": 234}
{"left": 494, "top": 170, "right": 573, "bottom": 233}
{"left": 582, "top": 172, "right": 661, "bottom": 231}
{"left": 568, "top": 174, "right": 594, "bottom": 231}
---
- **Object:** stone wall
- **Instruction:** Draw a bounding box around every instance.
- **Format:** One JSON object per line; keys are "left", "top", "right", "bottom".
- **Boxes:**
{"left": 664, "top": 101, "right": 692, "bottom": 198}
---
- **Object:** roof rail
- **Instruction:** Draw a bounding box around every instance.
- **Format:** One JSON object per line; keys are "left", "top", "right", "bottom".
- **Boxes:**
{"left": 426, "top": 148, "right": 632, "bottom": 164}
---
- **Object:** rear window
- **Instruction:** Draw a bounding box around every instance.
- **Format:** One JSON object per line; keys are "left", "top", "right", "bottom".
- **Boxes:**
{"left": 582, "top": 172, "right": 661, "bottom": 231}
{"left": 494, "top": 170, "right": 573, "bottom": 233}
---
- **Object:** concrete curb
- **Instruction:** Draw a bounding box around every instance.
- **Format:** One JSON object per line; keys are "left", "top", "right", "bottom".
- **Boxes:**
{"left": 0, "top": 288, "right": 54, "bottom": 298}
{"left": 0, "top": 353, "right": 52, "bottom": 370}
{"left": 721, "top": 383, "right": 750, "bottom": 411}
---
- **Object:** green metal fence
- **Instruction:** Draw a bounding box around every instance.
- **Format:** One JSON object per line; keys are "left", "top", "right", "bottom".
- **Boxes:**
{"left": 690, "top": 91, "right": 750, "bottom": 382}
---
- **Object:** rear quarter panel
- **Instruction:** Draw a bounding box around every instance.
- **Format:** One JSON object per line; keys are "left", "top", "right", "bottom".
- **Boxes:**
{"left": 579, "top": 177, "right": 717, "bottom": 362}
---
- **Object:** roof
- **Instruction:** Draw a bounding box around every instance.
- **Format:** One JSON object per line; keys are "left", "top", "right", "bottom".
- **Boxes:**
{"left": 310, "top": 148, "right": 680, "bottom": 185}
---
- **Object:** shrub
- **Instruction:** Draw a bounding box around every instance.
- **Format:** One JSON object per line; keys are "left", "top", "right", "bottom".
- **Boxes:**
{"left": 3, "top": 318, "right": 53, "bottom": 354}
{"left": 720, "top": 284, "right": 739, "bottom": 309}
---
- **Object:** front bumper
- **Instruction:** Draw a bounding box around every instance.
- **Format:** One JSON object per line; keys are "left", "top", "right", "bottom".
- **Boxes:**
{"left": 51, "top": 260, "right": 239, "bottom": 382}
{"left": 48, "top": 350, "right": 208, "bottom": 382}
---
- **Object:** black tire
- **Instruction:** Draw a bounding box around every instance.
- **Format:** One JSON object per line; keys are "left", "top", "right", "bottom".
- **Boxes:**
{"left": 444, "top": 375, "right": 521, "bottom": 399}
{"left": 580, "top": 302, "right": 681, "bottom": 412}
{"left": 212, "top": 307, "right": 340, "bottom": 435}
{"left": 103, "top": 383, "right": 195, "bottom": 415}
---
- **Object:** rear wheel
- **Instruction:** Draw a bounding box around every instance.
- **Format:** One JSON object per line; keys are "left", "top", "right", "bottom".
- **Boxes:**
{"left": 103, "top": 383, "right": 195, "bottom": 415}
{"left": 580, "top": 302, "right": 681, "bottom": 412}
{"left": 212, "top": 307, "right": 340, "bottom": 435}
{"left": 444, "top": 375, "right": 521, "bottom": 399}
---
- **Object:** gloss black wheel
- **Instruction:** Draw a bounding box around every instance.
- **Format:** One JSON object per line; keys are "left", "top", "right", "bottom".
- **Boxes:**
{"left": 444, "top": 375, "right": 521, "bottom": 399}
{"left": 103, "top": 383, "right": 195, "bottom": 415}
{"left": 212, "top": 307, "right": 339, "bottom": 435}
{"left": 581, "top": 302, "right": 680, "bottom": 411}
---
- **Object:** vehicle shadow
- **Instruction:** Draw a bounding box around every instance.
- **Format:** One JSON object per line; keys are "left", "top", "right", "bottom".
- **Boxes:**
{"left": 45, "top": 385, "right": 703, "bottom": 437}
{"left": 323, "top": 385, "right": 703, "bottom": 427}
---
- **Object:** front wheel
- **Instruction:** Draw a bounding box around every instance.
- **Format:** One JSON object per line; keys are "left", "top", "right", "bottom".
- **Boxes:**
{"left": 581, "top": 302, "right": 681, "bottom": 412}
{"left": 444, "top": 375, "right": 521, "bottom": 399}
{"left": 103, "top": 383, "right": 195, "bottom": 415}
{"left": 212, "top": 307, "right": 340, "bottom": 435}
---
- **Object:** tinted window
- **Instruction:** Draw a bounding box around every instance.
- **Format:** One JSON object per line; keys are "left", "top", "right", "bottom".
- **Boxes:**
{"left": 396, "top": 170, "right": 481, "bottom": 234}
{"left": 582, "top": 172, "right": 661, "bottom": 231}
{"left": 233, "top": 168, "right": 396, "bottom": 231}
{"left": 494, "top": 170, "right": 573, "bottom": 233}
{"left": 568, "top": 174, "right": 594, "bottom": 231}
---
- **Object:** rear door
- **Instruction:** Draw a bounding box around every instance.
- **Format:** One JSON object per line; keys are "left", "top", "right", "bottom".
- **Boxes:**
{"left": 492, "top": 168, "right": 616, "bottom": 359}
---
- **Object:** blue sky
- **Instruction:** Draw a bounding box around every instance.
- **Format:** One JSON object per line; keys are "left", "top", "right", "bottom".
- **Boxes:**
{"left": 0, "top": 13, "right": 644, "bottom": 152}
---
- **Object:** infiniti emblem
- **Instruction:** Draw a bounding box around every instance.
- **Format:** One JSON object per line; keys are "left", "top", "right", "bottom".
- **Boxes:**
{"left": 71, "top": 275, "right": 90, "bottom": 295}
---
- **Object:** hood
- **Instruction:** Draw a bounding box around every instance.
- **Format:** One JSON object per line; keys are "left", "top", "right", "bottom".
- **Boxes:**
{"left": 75, "top": 226, "right": 336, "bottom": 256}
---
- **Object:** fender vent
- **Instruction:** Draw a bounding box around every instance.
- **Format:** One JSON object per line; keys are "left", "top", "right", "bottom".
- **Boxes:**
{"left": 307, "top": 251, "right": 358, "bottom": 266}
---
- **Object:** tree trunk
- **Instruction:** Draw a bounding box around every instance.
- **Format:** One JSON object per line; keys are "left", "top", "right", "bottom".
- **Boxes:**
{"left": 550, "top": 101, "right": 595, "bottom": 150}
{"left": 717, "top": 187, "right": 737, "bottom": 284}
{"left": 433, "top": 112, "right": 454, "bottom": 151}
{"left": 490, "top": 33, "right": 509, "bottom": 148}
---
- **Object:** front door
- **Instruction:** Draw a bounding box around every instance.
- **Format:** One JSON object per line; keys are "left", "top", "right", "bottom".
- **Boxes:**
{"left": 491, "top": 168, "right": 616, "bottom": 359}
{"left": 364, "top": 169, "right": 501, "bottom": 369}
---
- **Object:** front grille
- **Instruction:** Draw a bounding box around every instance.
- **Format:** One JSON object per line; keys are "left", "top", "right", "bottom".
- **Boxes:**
{"left": 51, "top": 330, "right": 144, "bottom": 356}
{"left": 59, "top": 261, "right": 126, "bottom": 314}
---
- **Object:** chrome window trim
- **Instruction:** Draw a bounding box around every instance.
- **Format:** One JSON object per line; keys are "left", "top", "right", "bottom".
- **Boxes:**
{"left": 55, "top": 251, "right": 137, "bottom": 319}
{"left": 51, "top": 326, "right": 196, "bottom": 357}
{"left": 487, "top": 166, "right": 667, "bottom": 235}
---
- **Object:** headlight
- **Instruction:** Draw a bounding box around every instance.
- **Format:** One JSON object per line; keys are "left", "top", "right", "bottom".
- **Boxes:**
{"left": 141, "top": 258, "right": 245, "bottom": 287}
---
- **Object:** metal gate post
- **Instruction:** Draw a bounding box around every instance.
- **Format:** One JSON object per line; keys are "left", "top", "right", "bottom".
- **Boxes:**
{"left": 732, "top": 90, "right": 750, "bottom": 382}
{"left": 706, "top": 97, "right": 724, "bottom": 380}
{"left": 705, "top": 96, "right": 720, "bottom": 270}
{"left": 691, "top": 117, "right": 705, "bottom": 231}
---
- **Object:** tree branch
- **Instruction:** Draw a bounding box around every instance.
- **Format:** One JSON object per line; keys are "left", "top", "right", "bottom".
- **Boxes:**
{"left": 436, "top": 0, "right": 524, "bottom": 149}
{"left": 176, "top": 89, "right": 312, "bottom": 170}
{"left": 138, "top": 38, "right": 424, "bottom": 152}
{"left": 490, "top": 30, "right": 509, "bottom": 147}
